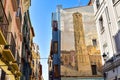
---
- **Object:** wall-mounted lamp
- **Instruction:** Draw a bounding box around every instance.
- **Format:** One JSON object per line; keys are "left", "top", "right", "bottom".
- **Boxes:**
{"left": 102, "top": 52, "right": 107, "bottom": 61}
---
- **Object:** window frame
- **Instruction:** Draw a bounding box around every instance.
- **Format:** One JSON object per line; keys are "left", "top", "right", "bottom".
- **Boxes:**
{"left": 114, "top": 31, "right": 120, "bottom": 53}
{"left": 92, "top": 39, "right": 97, "bottom": 46}
{"left": 53, "top": 41, "right": 58, "bottom": 54}
{"left": 99, "top": 16, "right": 105, "bottom": 33}
{"left": 52, "top": 20, "right": 58, "bottom": 31}
{"left": 96, "top": 0, "right": 100, "bottom": 9}
{"left": 91, "top": 65, "right": 97, "bottom": 75}
{"left": 54, "top": 65, "right": 59, "bottom": 78}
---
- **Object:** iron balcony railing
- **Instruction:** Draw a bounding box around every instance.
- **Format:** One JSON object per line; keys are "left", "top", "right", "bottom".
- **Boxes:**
{"left": 0, "top": 0, "right": 9, "bottom": 25}
{"left": 103, "top": 54, "right": 120, "bottom": 72}
{"left": 0, "top": 25, "right": 8, "bottom": 38}
{"left": 0, "top": 0, "right": 9, "bottom": 45}
{"left": 0, "top": 0, "right": 9, "bottom": 37}
{"left": 4, "top": 32, "right": 16, "bottom": 58}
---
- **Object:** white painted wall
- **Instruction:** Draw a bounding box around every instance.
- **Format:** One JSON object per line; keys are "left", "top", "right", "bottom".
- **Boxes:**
{"left": 93, "top": 0, "right": 120, "bottom": 61}
{"left": 93, "top": 0, "right": 120, "bottom": 80}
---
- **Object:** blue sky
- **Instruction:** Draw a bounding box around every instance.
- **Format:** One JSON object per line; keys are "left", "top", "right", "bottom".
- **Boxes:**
{"left": 29, "top": 0, "right": 89, "bottom": 80}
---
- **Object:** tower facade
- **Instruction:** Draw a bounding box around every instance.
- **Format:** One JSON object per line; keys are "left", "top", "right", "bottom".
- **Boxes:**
{"left": 49, "top": 4, "right": 103, "bottom": 80}
{"left": 73, "top": 13, "right": 92, "bottom": 75}
{"left": 59, "top": 5, "right": 103, "bottom": 80}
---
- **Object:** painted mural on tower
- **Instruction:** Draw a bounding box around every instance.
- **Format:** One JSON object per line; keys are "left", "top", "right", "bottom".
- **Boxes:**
{"left": 60, "top": 5, "right": 103, "bottom": 78}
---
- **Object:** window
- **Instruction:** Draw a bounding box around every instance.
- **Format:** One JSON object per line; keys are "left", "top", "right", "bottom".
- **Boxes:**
{"left": 8, "top": 13, "right": 12, "bottom": 31}
{"left": 32, "top": 60, "right": 34, "bottom": 67}
{"left": 96, "top": 0, "right": 100, "bottom": 9}
{"left": 99, "top": 16, "right": 104, "bottom": 32}
{"left": 50, "top": 61, "right": 51, "bottom": 67}
{"left": 54, "top": 65, "right": 59, "bottom": 78}
{"left": 1, "top": 0, "right": 5, "bottom": 7}
{"left": 112, "top": 0, "right": 115, "bottom": 4}
{"left": 17, "top": 0, "right": 20, "bottom": 6}
{"left": 103, "top": 72, "right": 107, "bottom": 78}
{"left": 105, "top": 7, "right": 110, "bottom": 23}
{"left": 114, "top": 31, "right": 120, "bottom": 53}
{"left": 0, "top": 69, "right": 6, "bottom": 80}
{"left": 8, "top": 13, "right": 12, "bottom": 22}
{"left": 112, "top": 0, "right": 118, "bottom": 4}
{"left": 118, "top": 20, "right": 120, "bottom": 28}
{"left": 91, "top": 65, "right": 97, "bottom": 75}
{"left": 113, "top": 69, "right": 115, "bottom": 72}
{"left": 53, "top": 41, "right": 58, "bottom": 53}
{"left": 114, "top": 1, "right": 120, "bottom": 18}
{"left": 92, "top": 39, "right": 97, "bottom": 46}
{"left": 52, "top": 20, "right": 58, "bottom": 31}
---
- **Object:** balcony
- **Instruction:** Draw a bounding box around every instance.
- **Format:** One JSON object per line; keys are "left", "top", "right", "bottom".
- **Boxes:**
{"left": 16, "top": 7, "right": 22, "bottom": 31}
{"left": 103, "top": 54, "right": 120, "bottom": 72}
{"left": 8, "top": 62, "right": 22, "bottom": 77}
{"left": 0, "top": 25, "right": 8, "bottom": 45}
{"left": 2, "top": 32, "right": 16, "bottom": 62}
{"left": 11, "top": 0, "right": 19, "bottom": 11}
{"left": 0, "top": 0, "right": 9, "bottom": 45}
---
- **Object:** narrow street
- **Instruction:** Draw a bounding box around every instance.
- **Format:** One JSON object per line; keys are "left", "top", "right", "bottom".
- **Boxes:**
{"left": 0, "top": 0, "right": 120, "bottom": 80}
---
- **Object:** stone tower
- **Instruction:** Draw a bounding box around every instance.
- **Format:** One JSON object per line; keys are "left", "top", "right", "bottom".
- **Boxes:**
{"left": 73, "top": 12, "right": 92, "bottom": 76}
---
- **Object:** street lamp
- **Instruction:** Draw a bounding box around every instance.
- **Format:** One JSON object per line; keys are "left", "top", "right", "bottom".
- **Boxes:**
{"left": 102, "top": 52, "right": 107, "bottom": 61}
{"left": 102, "top": 53, "right": 108, "bottom": 80}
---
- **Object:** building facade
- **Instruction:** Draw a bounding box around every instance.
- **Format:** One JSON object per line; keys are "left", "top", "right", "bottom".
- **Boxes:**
{"left": 48, "top": 6, "right": 61, "bottom": 80}
{"left": 0, "top": 0, "right": 43, "bottom": 80}
{"left": 93, "top": 0, "right": 120, "bottom": 80}
{"left": 49, "top": 2, "right": 103, "bottom": 80}
{"left": 60, "top": 5, "right": 103, "bottom": 79}
{"left": 21, "top": 10, "right": 32, "bottom": 80}
{"left": 48, "top": 42, "right": 53, "bottom": 80}
{"left": 31, "top": 43, "right": 42, "bottom": 80}
{"left": 39, "top": 63, "right": 42, "bottom": 80}
{"left": 52, "top": 11, "right": 61, "bottom": 80}
{"left": 0, "top": 0, "right": 23, "bottom": 79}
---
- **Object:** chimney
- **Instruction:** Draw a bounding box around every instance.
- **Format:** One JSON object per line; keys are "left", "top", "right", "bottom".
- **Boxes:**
{"left": 88, "top": 0, "right": 92, "bottom": 6}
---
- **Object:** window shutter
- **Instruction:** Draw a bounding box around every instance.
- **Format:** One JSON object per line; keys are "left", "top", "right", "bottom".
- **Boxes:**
{"left": 115, "top": 31, "right": 120, "bottom": 53}
{"left": 54, "top": 65, "right": 59, "bottom": 78}
{"left": 53, "top": 41, "right": 58, "bottom": 54}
